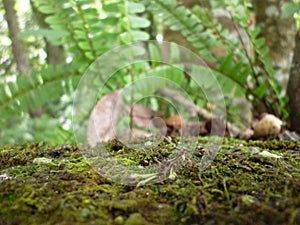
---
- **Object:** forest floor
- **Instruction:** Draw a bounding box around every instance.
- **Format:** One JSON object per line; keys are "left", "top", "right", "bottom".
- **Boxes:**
{"left": 0, "top": 137, "right": 299, "bottom": 225}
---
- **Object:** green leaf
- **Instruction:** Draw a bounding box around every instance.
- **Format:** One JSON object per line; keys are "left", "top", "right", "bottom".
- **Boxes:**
{"left": 101, "top": 16, "right": 119, "bottom": 25}
{"left": 121, "top": 31, "right": 149, "bottom": 42}
{"left": 76, "top": 0, "right": 95, "bottom": 6}
{"left": 127, "top": 1, "right": 145, "bottom": 13}
{"left": 102, "top": 2, "right": 119, "bottom": 12}
{"left": 148, "top": 43, "right": 162, "bottom": 63}
{"left": 118, "top": 4, "right": 126, "bottom": 14}
{"left": 128, "top": 16, "right": 151, "bottom": 28}
{"left": 170, "top": 23, "right": 184, "bottom": 31}
{"left": 45, "top": 15, "right": 61, "bottom": 25}
{"left": 255, "top": 38, "right": 266, "bottom": 48}
{"left": 253, "top": 85, "right": 268, "bottom": 99}
{"left": 222, "top": 80, "right": 236, "bottom": 95}
{"left": 74, "top": 29, "right": 88, "bottom": 40}
{"left": 20, "top": 29, "right": 68, "bottom": 43}
{"left": 239, "top": 67, "right": 251, "bottom": 81}
{"left": 248, "top": 27, "right": 261, "bottom": 38}
{"left": 140, "top": 65, "right": 185, "bottom": 88}
{"left": 78, "top": 41, "right": 91, "bottom": 51}
{"left": 131, "top": 31, "right": 150, "bottom": 41}
{"left": 230, "top": 62, "right": 244, "bottom": 77}
{"left": 39, "top": 5, "right": 54, "bottom": 14}
{"left": 259, "top": 46, "right": 270, "bottom": 57}
{"left": 191, "top": 65, "right": 216, "bottom": 89}
{"left": 282, "top": 3, "right": 300, "bottom": 17}
{"left": 219, "top": 54, "right": 235, "bottom": 72}
{"left": 170, "top": 42, "right": 180, "bottom": 63}
{"left": 81, "top": 8, "right": 98, "bottom": 16}
{"left": 0, "top": 65, "right": 80, "bottom": 118}
{"left": 85, "top": 51, "right": 95, "bottom": 60}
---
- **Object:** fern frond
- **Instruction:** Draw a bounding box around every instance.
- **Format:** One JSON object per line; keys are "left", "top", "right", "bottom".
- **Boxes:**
{"left": 145, "top": 0, "right": 285, "bottom": 117}
{"left": 33, "top": 0, "right": 85, "bottom": 61}
{"left": 144, "top": 1, "right": 250, "bottom": 99}
{"left": 146, "top": 0, "right": 218, "bottom": 61}
{"left": 223, "top": 0, "right": 284, "bottom": 116}
{"left": 34, "top": 0, "right": 115, "bottom": 63}
{"left": 0, "top": 64, "right": 80, "bottom": 118}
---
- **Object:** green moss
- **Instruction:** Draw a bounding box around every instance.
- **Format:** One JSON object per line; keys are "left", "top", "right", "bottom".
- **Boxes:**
{"left": 0, "top": 138, "right": 299, "bottom": 224}
{"left": 124, "top": 212, "right": 150, "bottom": 225}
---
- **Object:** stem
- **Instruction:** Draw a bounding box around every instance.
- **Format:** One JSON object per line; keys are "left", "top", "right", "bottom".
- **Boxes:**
{"left": 74, "top": 1, "right": 97, "bottom": 59}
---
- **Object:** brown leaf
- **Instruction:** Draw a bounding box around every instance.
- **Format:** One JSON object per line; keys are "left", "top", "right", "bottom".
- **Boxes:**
{"left": 125, "top": 104, "right": 164, "bottom": 129}
{"left": 87, "top": 90, "right": 123, "bottom": 147}
{"left": 164, "top": 114, "right": 185, "bottom": 130}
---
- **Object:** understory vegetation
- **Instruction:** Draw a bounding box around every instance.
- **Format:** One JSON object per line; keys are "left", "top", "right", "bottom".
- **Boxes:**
{"left": 1, "top": 0, "right": 299, "bottom": 144}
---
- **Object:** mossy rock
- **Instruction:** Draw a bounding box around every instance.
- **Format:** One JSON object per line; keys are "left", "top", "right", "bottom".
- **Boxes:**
{"left": 0, "top": 138, "right": 299, "bottom": 225}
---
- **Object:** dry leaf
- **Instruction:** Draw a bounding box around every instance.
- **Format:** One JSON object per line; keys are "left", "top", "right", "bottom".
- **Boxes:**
{"left": 88, "top": 92, "right": 167, "bottom": 146}
{"left": 87, "top": 90, "right": 123, "bottom": 147}
{"left": 125, "top": 104, "right": 164, "bottom": 129}
{"left": 164, "top": 114, "right": 186, "bottom": 130}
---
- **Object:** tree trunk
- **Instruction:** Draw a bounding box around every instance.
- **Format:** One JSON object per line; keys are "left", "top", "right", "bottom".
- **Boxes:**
{"left": 252, "top": 0, "right": 297, "bottom": 90}
{"left": 287, "top": 30, "right": 300, "bottom": 133}
{"left": 3, "top": 0, "right": 30, "bottom": 75}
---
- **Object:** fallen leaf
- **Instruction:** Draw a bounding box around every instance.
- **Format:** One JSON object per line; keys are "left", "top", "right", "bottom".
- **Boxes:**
{"left": 164, "top": 114, "right": 185, "bottom": 130}
{"left": 87, "top": 90, "right": 123, "bottom": 147}
{"left": 125, "top": 103, "right": 164, "bottom": 129}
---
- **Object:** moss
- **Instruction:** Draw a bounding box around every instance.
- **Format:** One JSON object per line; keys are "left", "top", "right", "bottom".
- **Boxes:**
{"left": 125, "top": 212, "right": 150, "bottom": 225}
{"left": 0, "top": 137, "right": 299, "bottom": 225}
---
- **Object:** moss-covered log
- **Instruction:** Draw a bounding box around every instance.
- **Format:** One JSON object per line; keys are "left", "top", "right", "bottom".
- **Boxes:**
{"left": 0, "top": 138, "right": 299, "bottom": 225}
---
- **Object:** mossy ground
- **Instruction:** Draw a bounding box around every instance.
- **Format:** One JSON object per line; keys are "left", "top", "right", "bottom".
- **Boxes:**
{"left": 0, "top": 137, "right": 299, "bottom": 225}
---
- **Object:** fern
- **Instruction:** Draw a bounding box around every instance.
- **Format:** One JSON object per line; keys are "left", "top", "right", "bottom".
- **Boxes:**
{"left": 223, "top": 0, "right": 285, "bottom": 117}
{"left": 1, "top": 0, "right": 117, "bottom": 119}
{"left": 34, "top": 0, "right": 122, "bottom": 63}
{"left": 145, "top": 0, "right": 217, "bottom": 61}
{"left": 0, "top": 64, "right": 81, "bottom": 118}
{"left": 143, "top": 0, "right": 250, "bottom": 114}
{"left": 0, "top": 0, "right": 289, "bottom": 144}
{"left": 144, "top": 0, "right": 285, "bottom": 118}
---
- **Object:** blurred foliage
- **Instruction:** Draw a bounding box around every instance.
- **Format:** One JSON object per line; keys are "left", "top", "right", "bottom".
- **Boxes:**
{"left": 0, "top": 0, "right": 290, "bottom": 145}
{"left": 282, "top": 0, "right": 300, "bottom": 26}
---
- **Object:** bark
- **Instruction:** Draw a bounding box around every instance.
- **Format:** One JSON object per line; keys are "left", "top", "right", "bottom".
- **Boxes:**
{"left": 287, "top": 30, "right": 300, "bottom": 133}
{"left": 3, "top": 0, "right": 30, "bottom": 75}
{"left": 252, "top": 0, "right": 297, "bottom": 90}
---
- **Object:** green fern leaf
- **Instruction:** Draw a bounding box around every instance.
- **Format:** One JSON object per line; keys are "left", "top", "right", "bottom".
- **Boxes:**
{"left": 128, "top": 16, "right": 151, "bottom": 28}
{"left": 127, "top": 1, "right": 146, "bottom": 13}
{"left": 0, "top": 65, "right": 80, "bottom": 118}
